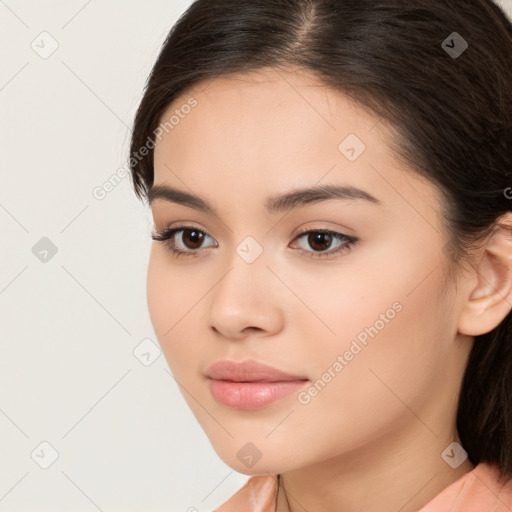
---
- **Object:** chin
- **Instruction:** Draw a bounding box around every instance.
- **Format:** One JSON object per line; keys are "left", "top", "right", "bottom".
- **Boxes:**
{"left": 228, "top": 464, "right": 280, "bottom": 477}
{"left": 215, "top": 450, "right": 295, "bottom": 476}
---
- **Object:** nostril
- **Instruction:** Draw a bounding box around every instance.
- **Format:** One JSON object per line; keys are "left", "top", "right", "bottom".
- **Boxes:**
{"left": 242, "top": 326, "right": 263, "bottom": 335}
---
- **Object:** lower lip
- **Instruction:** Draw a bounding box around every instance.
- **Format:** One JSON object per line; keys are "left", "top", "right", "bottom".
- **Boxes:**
{"left": 208, "top": 378, "right": 309, "bottom": 410}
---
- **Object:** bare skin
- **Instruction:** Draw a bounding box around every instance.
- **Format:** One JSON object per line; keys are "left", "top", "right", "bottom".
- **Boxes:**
{"left": 147, "top": 66, "right": 512, "bottom": 512}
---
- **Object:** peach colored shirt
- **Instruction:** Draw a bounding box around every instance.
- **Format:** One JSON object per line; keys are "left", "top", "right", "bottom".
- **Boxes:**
{"left": 213, "top": 461, "right": 512, "bottom": 512}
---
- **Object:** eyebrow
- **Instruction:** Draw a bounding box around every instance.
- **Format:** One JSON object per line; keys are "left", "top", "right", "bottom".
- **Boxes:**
{"left": 147, "top": 183, "right": 382, "bottom": 215}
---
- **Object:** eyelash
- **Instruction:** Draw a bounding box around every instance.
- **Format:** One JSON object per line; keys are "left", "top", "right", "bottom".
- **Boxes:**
{"left": 151, "top": 224, "right": 358, "bottom": 259}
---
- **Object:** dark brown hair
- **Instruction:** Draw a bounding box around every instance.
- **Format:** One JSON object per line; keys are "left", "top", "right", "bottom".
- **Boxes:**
{"left": 129, "top": 0, "right": 512, "bottom": 478}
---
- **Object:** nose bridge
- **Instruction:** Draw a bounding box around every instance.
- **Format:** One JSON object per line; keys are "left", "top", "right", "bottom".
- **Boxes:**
{"left": 215, "top": 235, "right": 269, "bottom": 304}
{"left": 207, "top": 235, "right": 281, "bottom": 335}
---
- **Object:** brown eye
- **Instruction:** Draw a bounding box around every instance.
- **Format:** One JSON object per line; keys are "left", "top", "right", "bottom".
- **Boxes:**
{"left": 151, "top": 225, "right": 356, "bottom": 260}
{"left": 179, "top": 229, "right": 205, "bottom": 250}
{"left": 151, "top": 225, "right": 217, "bottom": 257}
{"left": 306, "top": 231, "right": 333, "bottom": 252}
{"left": 291, "top": 229, "right": 357, "bottom": 259}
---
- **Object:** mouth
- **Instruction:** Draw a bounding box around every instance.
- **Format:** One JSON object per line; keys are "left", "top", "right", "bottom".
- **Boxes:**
{"left": 205, "top": 359, "right": 309, "bottom": 410}
{"left": 207, "top": 378, "right": 310, "bottom": 410}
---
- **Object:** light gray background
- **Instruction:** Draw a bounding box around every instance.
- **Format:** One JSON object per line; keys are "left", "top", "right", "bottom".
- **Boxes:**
{"left": 1, "top": 1, "right": 511, "bottom": 510}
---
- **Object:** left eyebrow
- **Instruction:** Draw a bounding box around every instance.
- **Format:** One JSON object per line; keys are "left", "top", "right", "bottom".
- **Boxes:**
{"left": 147, "top": 183, "right": 382, "bottom": 215}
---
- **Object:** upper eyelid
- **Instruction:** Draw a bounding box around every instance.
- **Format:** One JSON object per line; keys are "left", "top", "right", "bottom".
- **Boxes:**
{"left": 155, "top": 218, "right": 355, "bottom": 235}
{"left": 155, "top": 225, "right": 355, "bottom": 247}
{"left": 154, "top": 224, "right": 352, "bottom": 238}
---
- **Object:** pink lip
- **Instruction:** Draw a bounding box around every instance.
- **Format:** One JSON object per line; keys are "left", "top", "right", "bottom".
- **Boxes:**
{"left": 205, "top": 359, "right": 309, "bottom": 410}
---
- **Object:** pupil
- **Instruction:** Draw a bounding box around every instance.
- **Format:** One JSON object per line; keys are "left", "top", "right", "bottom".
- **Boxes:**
{"left": 184, "top": 229, "right": 203, "bottom": 249}
{"left": 309, "top": 232, "right": 331, "bottom": 251}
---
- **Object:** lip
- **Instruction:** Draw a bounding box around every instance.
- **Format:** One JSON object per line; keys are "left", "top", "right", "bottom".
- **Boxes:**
{"left": 205, "top": 359, "right": 309, "bottom": 410}
{"left": 205, "top": 359, "right": 308, "bottom": 382}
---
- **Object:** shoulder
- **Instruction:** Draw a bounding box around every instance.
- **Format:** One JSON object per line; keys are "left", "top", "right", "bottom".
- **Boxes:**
{"left": 212, "top": 474, "right": 279, "bottom": 512}
{"left": 419, "top": 461, "right": 512, "bottom": 512}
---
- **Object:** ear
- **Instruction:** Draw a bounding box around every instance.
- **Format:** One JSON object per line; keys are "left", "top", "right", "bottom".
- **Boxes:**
{"left": 458, "top": 213, "right": 512, "bottom": 336}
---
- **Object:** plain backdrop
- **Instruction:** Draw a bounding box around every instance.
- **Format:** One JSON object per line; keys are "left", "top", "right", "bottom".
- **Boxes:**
{"left": 1, "top": 1, "right": 511, "bottom": 510}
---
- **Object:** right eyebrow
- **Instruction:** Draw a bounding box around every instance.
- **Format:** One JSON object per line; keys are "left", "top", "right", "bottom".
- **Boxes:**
{"left": 147, "top": 182, "right": 382, "bottom": 216}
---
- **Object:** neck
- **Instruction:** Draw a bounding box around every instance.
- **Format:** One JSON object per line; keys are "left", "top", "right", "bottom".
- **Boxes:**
{"left": 275, "top": 420, "right": 474, "bottom": 512}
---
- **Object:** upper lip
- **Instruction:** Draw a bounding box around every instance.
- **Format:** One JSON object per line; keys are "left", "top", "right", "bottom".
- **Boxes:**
{"left": 205, "top": 359, "right": 308, "bottom": 382}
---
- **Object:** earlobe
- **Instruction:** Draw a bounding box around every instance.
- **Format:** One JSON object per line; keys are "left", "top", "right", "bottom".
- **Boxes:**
{"left": 458, "top": 214, "right": 512, "bottom": 337}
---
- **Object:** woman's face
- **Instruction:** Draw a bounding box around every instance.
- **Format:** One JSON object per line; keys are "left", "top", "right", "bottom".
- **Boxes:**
{"left": 147, "top": 66, "right": 474, "bottom": 475}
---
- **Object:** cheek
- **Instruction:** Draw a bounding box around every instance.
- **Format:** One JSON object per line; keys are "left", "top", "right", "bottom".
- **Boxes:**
{"left": 146, "top": 247, "right": 203, "bottom": 331}
{"left": 146, "top": 250, "right": 170, "bottom": 333}
{"left": 313, "top": 235, "right": 449, "bottom": 357}
{"left": 276, "top": 260, "right": 404, "bottom": 352}
{"left": 301, "top": 258, "right": 450, "bottom": 423}
{"left": 298, "top": 235, "right": 449, "bottom": 385}
{"left": 146, "top": 249, "right": 201, "bottom": 368}
{"left": 280, "top": 277, "right": 451, "bottom": 466}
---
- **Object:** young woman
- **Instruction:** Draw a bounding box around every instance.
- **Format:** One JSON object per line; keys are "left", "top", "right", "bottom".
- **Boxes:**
{"left": 128, "top": 0, "right": 512, "bottom": 510}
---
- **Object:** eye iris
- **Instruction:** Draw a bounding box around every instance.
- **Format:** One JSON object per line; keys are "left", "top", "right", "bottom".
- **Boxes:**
{"left": 182, "top": 229, "right": 204, "bottom": 249}
{"left": 309, "top": 232, "right": 332, "bottom": 251}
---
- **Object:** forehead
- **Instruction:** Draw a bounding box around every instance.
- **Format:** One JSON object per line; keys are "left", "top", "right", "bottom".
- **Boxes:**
{"left": 151, "top": 66, "right": 442, "bottom": 225}
{"left": 155, "top": 67, "right": 374, "bottom": 177}
{"left": 156, "top": 66, "right": 376, "bottom": 148}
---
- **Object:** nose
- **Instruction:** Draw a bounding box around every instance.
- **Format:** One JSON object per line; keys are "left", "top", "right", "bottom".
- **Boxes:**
{"left": 208, "top": 254, "right": 284, "bottom": 340}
